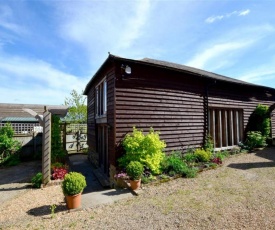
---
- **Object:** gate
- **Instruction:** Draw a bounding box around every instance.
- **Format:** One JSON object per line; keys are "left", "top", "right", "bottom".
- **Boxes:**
{"left": 61, "top": 123, "right": 88, "bottom": 154}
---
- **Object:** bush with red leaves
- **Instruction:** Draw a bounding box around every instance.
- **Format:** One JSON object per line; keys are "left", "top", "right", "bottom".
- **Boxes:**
{"left": 211, "top": 157, "right": 222, "bottom": 165}
{"left": 52, "top": 167, "right": 68, "bottom": 180}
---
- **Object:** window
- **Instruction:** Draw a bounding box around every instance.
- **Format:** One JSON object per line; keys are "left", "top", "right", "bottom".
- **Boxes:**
{"left": 208, "top": 108, "right": 243, "bottom": 149}
{"left": 96, "top": 78, "right": 107, "bottom": 118}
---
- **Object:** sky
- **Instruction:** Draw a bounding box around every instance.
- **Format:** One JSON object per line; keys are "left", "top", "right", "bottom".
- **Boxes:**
{"left": 0, "top": 0, "right": 275, "bottom": 105}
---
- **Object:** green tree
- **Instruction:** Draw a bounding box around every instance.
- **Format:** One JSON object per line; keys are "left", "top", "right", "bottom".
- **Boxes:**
{"left": 0, "top": 123, "right": 21, "bottom": 165}
{"left": 64, "top": 90, "right": 87, "bottom": 123}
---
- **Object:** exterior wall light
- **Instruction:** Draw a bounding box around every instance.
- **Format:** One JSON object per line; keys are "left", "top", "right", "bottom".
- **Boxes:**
{"left": 121, "top": 64, "right": 131, "bottom": 75}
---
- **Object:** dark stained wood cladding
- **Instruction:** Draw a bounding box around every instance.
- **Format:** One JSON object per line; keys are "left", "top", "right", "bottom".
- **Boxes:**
{"left": 87, "top": 86, "right": 96, "bottom": 154}
{"left": 208, "top": 81, "right": 275, "bottom": 140}
{"left": 106, "top": 68, "right": 116, "bottom": 165}
{"left": 86, "top": 63, "right": 116, "bottom": 166}
{"left": 114, "top": 61, "right": 275, "bottom": 155}
{"left": 115, "top": 62, "right": 206, "bottom": 153}
{"left": 272, "top": 111, "right": 275, "bottom": 138}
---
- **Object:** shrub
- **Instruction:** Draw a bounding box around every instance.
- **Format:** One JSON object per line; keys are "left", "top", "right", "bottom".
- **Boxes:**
{"left": 31, "top": 172, "right": 42, "bottom": 188}
{"left": 254, "top": 104, "right": 271, "bottom": 137}
{"left": 3, "top": 153, "right": 20, "bottom": 166}
{"left": 126, "top": 161, "right": 144, "bottom": 180}
{"left": 52, "top": 167, "right": 68, "bottom": 180}
{"left": 118, "top": 127, "right": 166, "bottom": 174}
{"left": 0, "top": 123, "right": 21, "bottom": 165}
{"left": 183, "top": 167, "right": 198, "bottom": 178}
{"left": 141, "top": 174, "right": 155, "bottom": 184}
{"left": 246, "top": 131, "right": 267, "bottom": 149}
{"left": 161, "top": 153, "right": 189, "bottom": 176}
{"left": 211, "top": 157, "right": 222, "bottom": 165}
{"left": 194, "top": 148, "right": 212, "bottom": 162}
{"left": 183, "top": 152, "right": 197, "bottom": 164}
{"left": 51, "top": 162, "right": 65, "bottom": 171}
{"left": 62, "top": 172, "right": 87, "bottom": 196}
{"left": 51, "top": 115, "right": 66, "bottom": 163}
{"left": 214, "top": 151, "right": 229, "bottom": 161}
{"left": 204, "top": 134, "right": 214, "bottom": 153}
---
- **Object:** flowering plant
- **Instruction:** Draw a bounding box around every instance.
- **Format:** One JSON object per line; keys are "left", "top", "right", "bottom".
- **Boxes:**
{"left": 114, "top": 172, "right": 128, "bottom": 180}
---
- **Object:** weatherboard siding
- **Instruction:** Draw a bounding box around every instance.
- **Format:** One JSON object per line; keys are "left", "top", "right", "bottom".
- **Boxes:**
{"left": 86, "top": 65, "right": 116, "bottom": 166}
{"left": 208, "top": 83, "right": 275, "bottom": 136}
{"left": 272, "top": 110, "right": 275, "bottom": 139}
{"left": 114, "top": 63, "right": 206, "bottom": 154}
{"left": 86, "top": 56, "right": 275, "bottom": 172}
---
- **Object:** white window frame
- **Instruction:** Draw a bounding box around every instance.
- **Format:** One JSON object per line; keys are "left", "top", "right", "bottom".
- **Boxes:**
{"left": 209, "top": 108, "right": 243, "bottom": 150}
{"left": 95, "top": 77, "right": 107, "bottom": 119}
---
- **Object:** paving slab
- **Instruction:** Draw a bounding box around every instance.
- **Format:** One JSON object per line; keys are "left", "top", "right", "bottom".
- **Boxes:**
{"left": 69, "top": 154, "right": 133, "bottom": 209}
{"left": 0, "top": 160, "right": 41, "bottom": 206}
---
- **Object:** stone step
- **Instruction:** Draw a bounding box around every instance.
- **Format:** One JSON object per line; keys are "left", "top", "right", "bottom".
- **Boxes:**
{"left": 92, "top": 168, "right": 110, "bottom": 188}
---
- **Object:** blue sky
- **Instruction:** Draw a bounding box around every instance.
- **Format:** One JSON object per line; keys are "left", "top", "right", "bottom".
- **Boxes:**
{"left": 0, "top": 0, "right": 275, "bottom": 105}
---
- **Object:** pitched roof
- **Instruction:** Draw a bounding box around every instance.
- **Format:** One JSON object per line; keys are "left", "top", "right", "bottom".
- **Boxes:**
{"left": 84, "top": 54, "right": 275, "bottom": 94}
{"left": 1, "top": 117, "right": 38, "bottom": 122}
{"left": 0, "top": 103, "right": 68, "bottom": 121}
{"left": 140, "top": 58, "right": 258, "bottom": 87}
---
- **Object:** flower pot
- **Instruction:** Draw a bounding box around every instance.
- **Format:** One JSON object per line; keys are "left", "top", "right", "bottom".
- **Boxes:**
{"left": 65, "top": 193, "right": 82, "bottom": 209}
{"left": 115, "top": 177, "right": 128, "bottom": 188}
{"left": 129, "top": 179, "right": 141, "bottom": 190}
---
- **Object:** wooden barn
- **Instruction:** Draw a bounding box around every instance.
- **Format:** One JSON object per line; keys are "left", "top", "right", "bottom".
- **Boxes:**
{"left": 84, "top": 54, "right": 275, "bottom": 176}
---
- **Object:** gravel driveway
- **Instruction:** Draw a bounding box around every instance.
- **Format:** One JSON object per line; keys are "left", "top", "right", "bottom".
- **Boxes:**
{"left": 0, "top": 148, "right": 275, "bottom": 230}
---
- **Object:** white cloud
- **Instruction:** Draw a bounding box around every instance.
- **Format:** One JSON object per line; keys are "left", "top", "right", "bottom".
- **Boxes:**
{"left": 205, "top": 9, "right": 250, "bottom": 23}
{"left": 205, "top": 15, "right": 224, "bottom": 24}
{"left": 0, "top": 5, "right": 27, "bottom": 35}
{"left": 56, "top": 0, "right": 151, "bottom": 60}
{"left": 238, "top": 67, "right": 275, "bottom": 84}
{"left": 186, "top": 41, "right": 250, "bottom": 69}
{"left": 239, "top": 9, "right": 250, "bottom": 16}
{"left": 116, "top": 0, "right": 151, "bottom": 49}
{"left": 0, "top": 54, "right": 89, "bottom": 105}
{"left": 186, "top": 24, "right": 274, "bottom": 71}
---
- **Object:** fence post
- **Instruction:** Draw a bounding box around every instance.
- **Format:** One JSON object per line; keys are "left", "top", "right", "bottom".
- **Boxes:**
{"left": 42, "top": 109, "right": 51, "bottom": 185}
{"left": 63, "top": 123, "right": 67, "bottom": 152}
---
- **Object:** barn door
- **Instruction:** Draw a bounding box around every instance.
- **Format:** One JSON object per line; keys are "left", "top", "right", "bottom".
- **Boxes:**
{"left": 97, "top": 124, "right": 108, "bottom": 174}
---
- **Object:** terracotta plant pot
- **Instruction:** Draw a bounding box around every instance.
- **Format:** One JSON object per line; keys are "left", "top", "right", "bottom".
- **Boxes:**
{"left": 129, "top": 179, "right": 141, "bottom": 190}
{"left": 65, "top": 193, "right": 82, "bottom": 209}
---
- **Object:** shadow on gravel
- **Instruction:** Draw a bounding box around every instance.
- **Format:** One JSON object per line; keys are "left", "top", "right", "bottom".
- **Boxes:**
{"left": 27, "top": 203, "right": 67, "bottom": 217}
{"left": 227, "top": 147, "right": 275, "bottom": 170}
{"left": 0, "top": 185, "right": 32, "bottom": 192}
{"left": 0, "top": 160, "right": 41, "bottom": 185}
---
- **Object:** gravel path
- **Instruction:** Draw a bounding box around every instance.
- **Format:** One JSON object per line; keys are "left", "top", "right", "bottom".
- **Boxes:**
{"left": 0, "top": 148, "right": 275, "bottom": 230}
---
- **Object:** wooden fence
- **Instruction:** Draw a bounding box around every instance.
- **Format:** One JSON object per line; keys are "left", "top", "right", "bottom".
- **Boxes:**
{"left": 61, "top": 123, "right": 88, "bottom": 154}
{"left": 0, "top": 122, "right": 87, "bottom": 160}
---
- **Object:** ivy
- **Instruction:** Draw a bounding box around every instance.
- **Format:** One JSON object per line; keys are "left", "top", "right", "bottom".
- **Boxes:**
{"left": 254, "top": 104, "right": 271, "bottom": 137}
{"left": 51, "top": 115, "right": 66, "bottom": 163}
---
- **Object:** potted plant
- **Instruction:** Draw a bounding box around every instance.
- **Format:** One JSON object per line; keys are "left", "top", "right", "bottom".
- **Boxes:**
{"left": 62, "top": 172, "right": 87, "bottom": 209}
{"left": 126, "top": 161, "right": 143, "bottom": 190}
{"left": 114, "top": 172, "right": 128, "bottom": 188}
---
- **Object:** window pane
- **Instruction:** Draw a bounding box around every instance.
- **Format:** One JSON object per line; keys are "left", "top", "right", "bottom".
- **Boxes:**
{"left": 104, "top": 80, "right": 107, "bottom": 114}
{"left": 96, "top": 87, "right": 99, "bottom": 116}
{"left": 209, "top": 108, "right": 243, "bottom": 148}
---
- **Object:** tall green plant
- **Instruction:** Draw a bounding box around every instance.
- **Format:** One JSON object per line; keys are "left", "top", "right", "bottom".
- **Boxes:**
{"left": 51, "top": 115, "right": 65, "bottom": 163}
{"left": 64, "top": 89, "right": 87, "bottom": 123}
{"left": 254, "top": 104, "right": 271, "bottom": 137}
{"left": 118, "top": 127, "right": 166, "bottom": 174}
{"left": 0, "top": 123, "right": 21, "bottom": 165}
{"left": 246, "top": 131, "right": 267, "bottom": 149}
{"left": 204, "top": 134, "right": 214, "bottom": 153}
